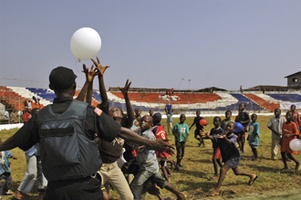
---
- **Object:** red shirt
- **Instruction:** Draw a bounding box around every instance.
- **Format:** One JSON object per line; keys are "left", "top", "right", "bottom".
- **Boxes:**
{"left": 22, "top": 112, "right": 31, "bottom": 122}
{"left": 152, "top": 124, "right": 170, "bottom": 158}
{"left": 281, "top": 122, "right": 299, "bottom": 154}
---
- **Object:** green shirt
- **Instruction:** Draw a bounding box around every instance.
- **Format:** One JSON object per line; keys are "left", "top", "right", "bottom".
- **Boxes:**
{"left": 172, "top": 123, "right": 189, "bottom": 142}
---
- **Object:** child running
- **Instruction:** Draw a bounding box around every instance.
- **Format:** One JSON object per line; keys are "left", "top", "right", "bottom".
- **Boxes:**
{"left": 189, "top": 110, "right": 206, "bottom": 147}
{"left": 281, "top": 111, "right": 300, "bottom": 170}
{"left": 248, "top": 114, "right": 260, "bottom": 161}
{"left": 205, "top": 122, "right": 258, "bottom": 196}
{"left": 202, "top": 116, "right": 224, "bottom": 180}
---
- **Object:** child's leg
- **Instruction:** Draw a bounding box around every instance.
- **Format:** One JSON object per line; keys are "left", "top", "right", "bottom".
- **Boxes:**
{"left": 160, "top": 161, "right": 169, "bottom": 180}
{"left": 241, "top": 133, "right": 245, "bottom": 153}
{"left": 210, "top": 164, "right": 230, "bottom": 194}
{"left": 286, "top": 153, "right": 300, "bottom": 169}
{"left": 232, "top": 167, "right": 256, "bottom": 180}
{"left": 217, "top": 159, "right": 222, "bottom": 168}
{"left": 164, "top": 182, "right": 186, "bottom": 200}
{"left": 251, "top": 147, "right": 258, "bottom": 160}
{"left": 281, "top": 151, "right": 288, "bottom": 169}
{"left": 3, "top": 173, "right": 12, "bottom": 193}
{"left": 232, "top": 166, "right": 257, "bottom": 185}
{"left": 212, "top": 158, "right": 219, "bottom": 177}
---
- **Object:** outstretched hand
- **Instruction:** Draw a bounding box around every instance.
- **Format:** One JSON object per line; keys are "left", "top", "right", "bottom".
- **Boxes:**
{"left": 118, "top": 79, "right": 132, "bottom": 97}
{"left": 82, "top": 64, "right": 97, "bottom": 83}
{"left": 152, "top": 139, "right": 175, "bottom": 156}
{"left": 91, "top": 56, "right": 110, "bottom": 76}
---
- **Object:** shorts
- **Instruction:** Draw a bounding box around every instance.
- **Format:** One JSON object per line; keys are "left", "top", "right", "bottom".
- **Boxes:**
{"left": 213, "top": 148, "right": 222, "bottom": 160}
{"left": 194, "top": 129, "right": 202, "bottom": 138}
{"left": 250, "top": 144, "right": 258, "bottom": 149}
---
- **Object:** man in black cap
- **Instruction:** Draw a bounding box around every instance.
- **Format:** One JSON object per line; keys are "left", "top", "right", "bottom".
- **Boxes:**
{"left": 0, "top": 66, "right": 173, "bottom": 200}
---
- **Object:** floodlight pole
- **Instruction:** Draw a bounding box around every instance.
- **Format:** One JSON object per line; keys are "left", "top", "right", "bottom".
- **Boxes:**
{"left": 178, "top": 78, "right": 184, "bottom": 89}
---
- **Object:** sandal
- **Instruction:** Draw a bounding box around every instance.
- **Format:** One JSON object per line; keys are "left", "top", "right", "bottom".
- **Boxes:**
{"left": 248, "top": 175, "right": 258, "bottom": 185}
{"left": 13, "top": 193, "right": 24, "bottom": 200}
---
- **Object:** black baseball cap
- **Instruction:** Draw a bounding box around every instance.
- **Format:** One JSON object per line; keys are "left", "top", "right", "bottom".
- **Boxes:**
{"left": 49, "top": 66, "right": 77, "bottom": 90}
{"left": 153, "top": 113, "right": 162, "bottom": 122}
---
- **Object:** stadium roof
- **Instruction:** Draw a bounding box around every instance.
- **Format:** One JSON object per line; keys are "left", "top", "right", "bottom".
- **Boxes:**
{"left": 284, "top": 71, "right": 301, "bottom": 78}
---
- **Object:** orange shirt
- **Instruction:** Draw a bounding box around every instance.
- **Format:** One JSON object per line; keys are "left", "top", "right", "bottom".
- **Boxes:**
{"left": 281, "top": 122, "right": 299, "bottom": 154}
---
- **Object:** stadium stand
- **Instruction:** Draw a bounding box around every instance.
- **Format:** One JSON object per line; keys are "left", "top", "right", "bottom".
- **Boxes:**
{"left": 266, "top": 93, "right": 301, "bottom": 102}
{"left": 243, "top": 93, "right": 279, "bottom": 111}
{"left": 2, "top": 86, "right": 300, "bottom": 115}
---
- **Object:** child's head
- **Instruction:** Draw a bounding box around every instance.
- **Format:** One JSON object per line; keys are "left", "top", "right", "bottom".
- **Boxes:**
{"left": 149, "top": 109, "right": 154, "bottom": 116}
{"left": 251, "top": 113, "right": 257, "bottom": 122}
{"left": 140, "top": 115, "right": 153, "bottom": 131}
{"left": 110, "top": 107, "right": 124, "bottom": 119}
{"left": 226, "top": 122, "right": 236, "bottom": 133}
{"left": 274, "top": 108, "right": 281, "bottom": 118}
{"left": 239, "top": 103, "right": 246, "bottom": 112}
{"left": 291, "top": 104, "right": 296, "bottom": 112}
{"left": 286, "top": 111, "right": 293, "bottom": 122}
{"left": 196, "top": 110, "right": 200, "bottom": 116}
{"left": 134, "top": 108, "right": 141, "bottom": 116}
{"left": 152, "top": 113, "right": 162, "bottom": 125}
{"left": 179, "top": 114, "right": 186, "bottom": 123}
{"left": 225, "top": 110, "right": 232, "bottom": 120}
{"left": 213, "top": 116, "right": 221, "bottom": 128}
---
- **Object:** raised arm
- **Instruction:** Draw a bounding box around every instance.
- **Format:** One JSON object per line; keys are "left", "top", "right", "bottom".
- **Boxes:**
{"left": 91, "top": 57, "right": 110, "bottom": 114}
{"left": 118, "top": 79, "right": 134, "bottom": 127}
{"left": 76, "top": 64, "right": 97, "bottom": 102}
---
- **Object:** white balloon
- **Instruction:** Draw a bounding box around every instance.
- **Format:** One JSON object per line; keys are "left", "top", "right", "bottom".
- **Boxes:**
{"left": 70, "top": 27, "right": 101, "bottom": 60}
{"left": 289, "top": 139, "right": 301, "bottom": 151}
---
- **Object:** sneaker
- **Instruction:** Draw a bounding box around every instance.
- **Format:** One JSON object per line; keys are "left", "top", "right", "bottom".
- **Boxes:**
{"left": 4, "top": 190, "right": 13, "bottom": 195}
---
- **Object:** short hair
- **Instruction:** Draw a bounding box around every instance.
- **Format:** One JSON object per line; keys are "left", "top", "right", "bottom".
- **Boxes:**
{"left": 213, "top": 116, "right": 221, "bottom": 122}
{"left": 225, "top": 110, "right": 232, "bottom": 114}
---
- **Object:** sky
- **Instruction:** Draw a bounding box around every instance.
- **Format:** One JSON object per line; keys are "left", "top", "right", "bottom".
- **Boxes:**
{"left": 1, "top": 0, "right": 300, "bottom": 91}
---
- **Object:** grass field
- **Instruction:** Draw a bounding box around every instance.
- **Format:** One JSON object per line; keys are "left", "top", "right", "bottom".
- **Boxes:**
{"left": 1, "top": 115, "right": 301, "bottom": 200}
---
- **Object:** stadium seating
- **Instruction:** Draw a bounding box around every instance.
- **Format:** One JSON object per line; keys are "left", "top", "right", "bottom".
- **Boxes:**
{"left": 243, "top": 93, "right": 279, "bottom": 110}
{"left": 2, "top": 86, "right": 300, "bottom": 113}
{"left": 266, "top": 93, "right": 301, "bottom": 102}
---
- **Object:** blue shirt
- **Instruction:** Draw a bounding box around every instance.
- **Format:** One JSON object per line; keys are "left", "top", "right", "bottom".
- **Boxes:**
{"left": 167, "top": 112, "right": 173, "bottom": 123}
{"left": 0, "top": 151, "right": 13, "bottom": 175}
{"left": 135, "top": 129, "right": 159, "bottom": 173}
{"left": 25, "top": 143, "right": 40, "bottom": 157}
{"left": 248, "top": 122, "right": 260, "bottom": 146}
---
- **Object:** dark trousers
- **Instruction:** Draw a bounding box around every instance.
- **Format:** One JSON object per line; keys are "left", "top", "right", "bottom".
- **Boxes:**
{"left": 176, "top": 141, "right": 186, "bottom": 160}
{"left": 44, "top": 174, "right": 103, "bottom": 200}
{"left": 0, "top": 172, "right": 12, "bottom": 195}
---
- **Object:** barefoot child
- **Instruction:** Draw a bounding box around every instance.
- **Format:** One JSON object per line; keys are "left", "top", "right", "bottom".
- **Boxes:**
{"left": 281, "top": 111, "right": 300, "bottom": 170}
{"left": 248, "top": 114, "right": 260, "bottom": 161}
{"left": 202, "top": 117, "right": 224, "bottom": 180}
{"left": 189, "top": 110, "right": 206, "bottom": 147}
{"left": 205, "top": 122, "right": 257, "bottom": 196}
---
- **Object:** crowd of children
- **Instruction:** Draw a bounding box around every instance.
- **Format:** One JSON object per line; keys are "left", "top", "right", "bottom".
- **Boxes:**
{"left": 2, "top": 57, "right": 301, "bottom": 199}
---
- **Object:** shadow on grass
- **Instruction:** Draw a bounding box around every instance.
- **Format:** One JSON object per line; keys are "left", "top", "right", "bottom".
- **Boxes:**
{"left": 186, "top": 158, "right": 212, "bottom": 164}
